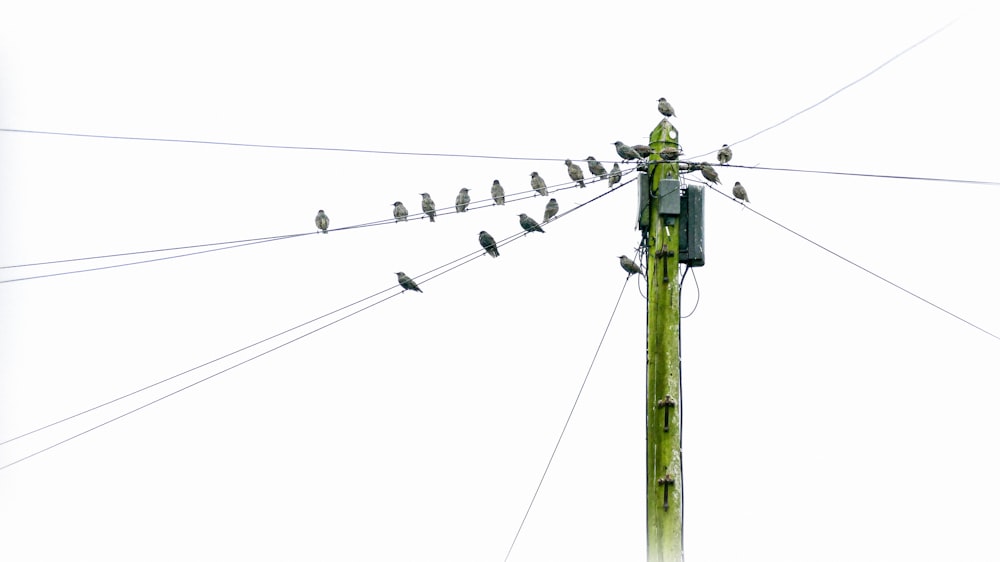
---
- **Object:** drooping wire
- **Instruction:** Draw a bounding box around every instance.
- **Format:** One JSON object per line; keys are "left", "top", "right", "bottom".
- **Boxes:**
{"left": 680, "top": 265, "right": 700, "bottom": 319}
{"left": 704, "top": 183, "right": 1000, "bottom": 342}
{"left": 687, "top": 19, "right": 958, "bottom": 160}
{"left": 503, "top": 271, "right": 632, "bottom": 562}
{"left": 0, "top": 177, "right": 635, "bottom": 470}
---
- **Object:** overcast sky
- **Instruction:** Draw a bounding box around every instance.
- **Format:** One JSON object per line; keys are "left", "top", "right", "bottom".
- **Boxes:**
{"left": 2, "top": 1, "right": 999, "bottom": 561}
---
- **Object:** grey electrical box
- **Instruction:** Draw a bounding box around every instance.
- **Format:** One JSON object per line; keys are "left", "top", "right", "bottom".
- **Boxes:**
{"left": 679, "top": 185, "right": 705, "bottom": 266}
{"left": 637, "top": 172, "right": 651, "bottom": 230}
{"left": 657, "top": 178, "right": 681, "bottom": 216}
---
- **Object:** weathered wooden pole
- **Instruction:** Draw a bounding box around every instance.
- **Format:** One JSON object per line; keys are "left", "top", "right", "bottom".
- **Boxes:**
{"left": 645, "top": 118, "right": 683, "bottom": 562}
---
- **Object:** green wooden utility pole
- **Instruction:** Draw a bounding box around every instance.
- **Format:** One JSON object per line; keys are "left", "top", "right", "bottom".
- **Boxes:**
{"left": 645, "top": 118, "right": 683, "bottom": 562}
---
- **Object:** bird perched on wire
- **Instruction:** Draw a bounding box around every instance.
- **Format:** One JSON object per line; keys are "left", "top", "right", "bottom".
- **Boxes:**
{"left": 658, "top": 145, "right": 681, "bottom": 161}
{"left": 609, "top": 163, "right": 622, "bottom": 188}
{"left": 518, "top": 213, "right": 545, "bottom": 234}
{"left": 717, "top": 144, "right": 732, "bottom": 165}
{"left": 699, "top": 163, "right": 721, "bottom": 185}
{"left": 455, "top": 188, "right": 471, "bottom": 212}
{"left": 657, "top": 97, "right": 675, "bottom": 118}
{"left": 393, "top": 201, "right": 408, "bottom": 222}
{"left": 565, "top": 159, "right": 585, "bottom": 188}
{"left": 632, "top": 144, "right": 653, "bottom": 158}
{"left": 315, "top": 210, "right": 329, "bottom": 233}
{"left": 530, "top": 172, "right": 548, "bottom": 196}
{"left": 585, "top": 156, "right": 608, "bottom": 179}
{"left": 614, "top": 141, "right": 643, "bottom": 162}
{"left": 479, "top": 231, "right": 500, "bottom": 258}
{"left": 490, "top": 180, "right": 505, "bottom": 205}
{"left": 732, "top": 181, "right": 750, "bottom": 203}
{"left": 618, "top": 255, "right": 642, "bottom": 277}
{"left": 543, "top": 198, "right": 559, "bottom": 222}
{"left": 420, "top": 193, "right": 436, "bottom": 222}
{"left": 395, "top": 271, "right": 422, "bottom": 293}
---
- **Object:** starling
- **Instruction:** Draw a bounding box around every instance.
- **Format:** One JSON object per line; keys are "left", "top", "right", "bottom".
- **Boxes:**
{"left": 315, "top": 210, "right": 329, "bottom": 233}
{"left": 585, "top": 156, "right": 608, "bottom": 179}
{"left": 393, "top": 201, "right": 408, "bottom": 222}
{"left": 565, "top": 159, "right": 585, "bottom": 188}
{"left": 700, "top": 163, "right": 721, "bottom": 185}
{"left": 479, "top": 231, "right": 500, "bottom": 258}
{"left": 657, "top": 97, "right": 675, "bottom": 118}
{"left": 455, "top": 188, "right": 471, "bottom": 212}
{"left": 395, "top": 271, "right": 422, "bottom": 293}
{"left": 490, "top": 180, "right": 505, "bottom": 205}
{"left": 518, "top": 213, "right": 545, "bottom": 234}
{"left": 543, "top": 198, "right": 559, "bottom": 222}
{"left": 658, "top": 145, "right": 681, "bottom": 161}
{"left": 619, "top": 255, "right": 642, "bottom": 276}
{"left": 717, "top": 144, "right": 732, "bottom": 165}
{"left": 732, "top": 181, "right": 750, "bottom": 203}
{"left": 530, "top": 172, "right": 548, "bottom": 196}
{"left": 632, "top": 144, "right": 653, "bottom": 158}
{"left": 614, "top": 141, "right": 643, "bottom": 161}
{"left": 608, "top": 163, "right": 622, "bottom": 188}
{"left": 420, "top": 193, "right": 436, "bottom": 222}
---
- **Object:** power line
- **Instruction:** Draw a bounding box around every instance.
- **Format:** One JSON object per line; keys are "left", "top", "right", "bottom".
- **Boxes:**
{"left": 503, "top": 260, "right": 634, "bottom": 562}
{"left": 704, "top": 183, "right": 1000, "bottom": 342}
{"left": 0, "top": 180, "right": 633, "bottom": 470}
{"left": 688, "top": 19, "right": 958, "bottom": 159}
{"left": 0, "top": 127, "right": 627, "bottom": 164}
{"left": 713, "top": 163, "right": 1000, "bottom": 186}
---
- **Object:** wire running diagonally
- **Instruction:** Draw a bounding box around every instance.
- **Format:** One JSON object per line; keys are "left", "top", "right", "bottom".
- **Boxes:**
{"left": 503, "top": 272, "right": 633, "bottom": 562}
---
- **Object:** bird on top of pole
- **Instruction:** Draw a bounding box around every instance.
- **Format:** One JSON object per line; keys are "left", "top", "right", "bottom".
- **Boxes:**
{"left": 614, "top": 141, "right": 643, "bottom": 162}
{"left": 700, "top": 163, "right": 721, "bottom": 185}
{"left": 543, "top": 198, "right": 559, "bottom": 223}
{"left": 479, "top": 231, "right": 500, "bottom": 258}
{"left": 657, "top": 97, "right": 675, "bottom": 118}
{"left": 393, "top": 201, "right": 408, "bottom": 222}
{"left": 491, "top": 180, "right": 506, "bottom": 205}
{"left": 585, "top": 156, "right": 608, "bottom": 179}
{"left": 732, "top": 181, "right": 750, "bottom": 203}
{"left": 717, "top": 144, "right": 732, "bottom": 165}
{"left": 395, "top": 272, "right": 422, "bottom": 293}
{"left": 530, "top": 171, "right": 548, "bottom": 196}
{"left": 420, "top": 193, "right": 436, "bottom": 222}
{"left": 518, "top": 213, "right": 545, "bottom": 234}
{"left": 565, "top": 159, "right": 586, "bottom": 188}
{"left": 618, "top": 255, "right": 642, "bottom": 277}
{"left": 315, "top": 210, "right": 329, "bottom": 233}
{"left": 455, "top": 188, "right": 471, "bottom": 212}
{"left": 608, "top": 163, "right": 622, "bottom": 188}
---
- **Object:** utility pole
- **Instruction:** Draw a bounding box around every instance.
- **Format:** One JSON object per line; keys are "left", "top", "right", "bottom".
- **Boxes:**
{"left": 644, "top": 118, "right": 683, "bottom": 562}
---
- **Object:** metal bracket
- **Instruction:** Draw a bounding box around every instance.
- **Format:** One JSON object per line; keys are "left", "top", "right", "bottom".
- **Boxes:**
{"left": 656, "top": 474, "right": 676, "bottom": 511}
{"left": 656, "top": 395, "right": 676, "bottom": 432}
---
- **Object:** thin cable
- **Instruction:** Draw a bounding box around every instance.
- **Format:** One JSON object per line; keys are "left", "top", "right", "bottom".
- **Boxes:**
{"left": 680, "top": 266, "right": 700, "bottom": 319}
{"left": 0, "top": 127, "right": 601, "bottom": 163}
{"left": 688, "top": 19, "right": 958, "bottom": 159}
{"left": 503, "top": 274, "right": 632, "bottom": 562}
{"left": 707, "top": 185, "right": 1000, "bottom": 342}
{"left": 712, "top": 163, "right": 1000, "bottom": 186}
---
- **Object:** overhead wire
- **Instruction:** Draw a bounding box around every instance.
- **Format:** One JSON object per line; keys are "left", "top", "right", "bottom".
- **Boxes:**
{"left": 703, "top": 163, "right": 1000, "bottom": 187}
{"left": 0, "top": 177, "right": 635, "bottom": 471}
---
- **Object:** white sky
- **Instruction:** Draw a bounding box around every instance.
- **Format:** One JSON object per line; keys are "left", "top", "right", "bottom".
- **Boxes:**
{"left": 2, "top": 1, "right": 998, "bottom": 561}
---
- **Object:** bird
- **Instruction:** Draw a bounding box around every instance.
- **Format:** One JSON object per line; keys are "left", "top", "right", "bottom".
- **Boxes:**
{"left": 543, "top": 198, "right": 559, "bottom": 222}
{"left": 393, "top": 201, "right": 408, "bottom": 222}
{"left": 619, "top": 255, "right": 642, "bottom": 276}
{"left": 614, "top": 141, "right": 643, "bottom": 161}
{"left": 490, "top": 180, "right": 505, "bottom": 205}
{"left": 585, "top": 156, "right": 608, "bottom": 179}
{"left": 565, "top": 159, "right": 585, "bottom": 188}
{"left": 700, "top": 163, "right": 721, "bottom": 185}
{"left": 717, "top": 144, "right": 732, "bottom": 165}
{"left": 732, "top": 181, "right": 750, "bottom": 203}
{"left": 530, "top": 172, "right": 548, "bottom": 196}
{"left": 518, "top": 213, "right": 545, "bottom": 234}
{"left": 657, "top": 97, "right": 675, "bottom": 118}
{"left": 479, "top": 231, "right": 500, "bottom": 257}
{"left": 632, "top": 144, "right": 653, "bottom": 158}
{"left": 455, "top": 188, "right": 471, "bottom": 212}
{"left": 420, "top": 193, "right": 436, "bottom": 222}
{"left": 395, "top": 271, "right": 422, "bottom": 293}
{"left": 658, "top": 145, "right": 681, "bottom": 161}
{"left": 315, "top": 210, "right": 329, "bottom": 233}
{"left": 608, "top": 163, "right": 622, "bottom": 188}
